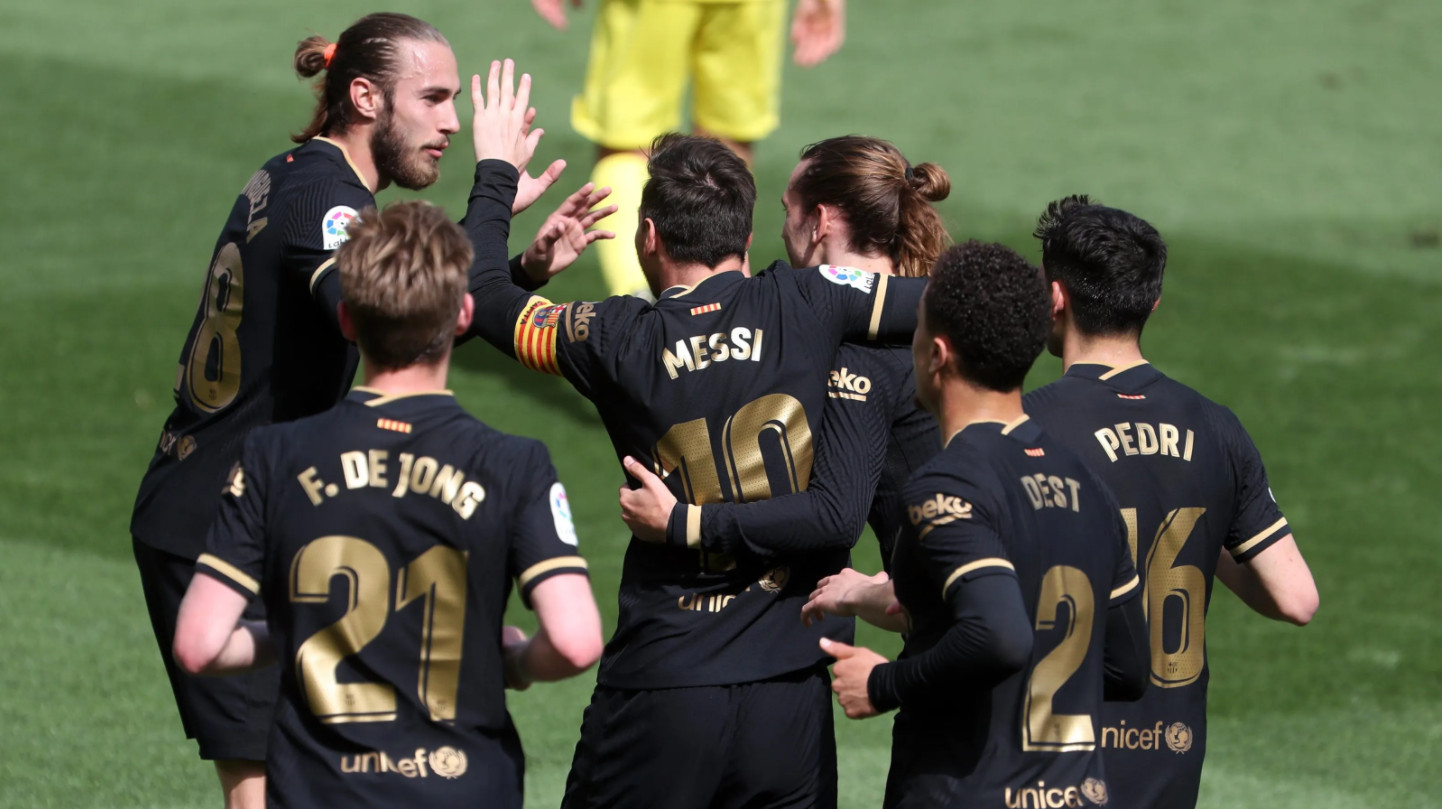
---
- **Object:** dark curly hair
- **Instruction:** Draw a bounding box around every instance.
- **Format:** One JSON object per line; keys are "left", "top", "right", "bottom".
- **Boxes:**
{"left": 1033, "top": 195, "right": 1167, "bottom": 337}
{"left": 924, "top": 241, "right": 1050, "bottom": 392}
{"left": 640, "top": 134, "right": 756, "bottom": 268}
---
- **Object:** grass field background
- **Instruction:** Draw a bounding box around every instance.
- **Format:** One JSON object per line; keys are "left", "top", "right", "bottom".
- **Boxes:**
{"left": 1, "top": 0, "right": 1439, "bottom": 806}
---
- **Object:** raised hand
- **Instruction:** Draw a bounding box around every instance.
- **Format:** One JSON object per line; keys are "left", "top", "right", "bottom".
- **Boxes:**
{"left": 619, "top": 455, "right": 677, "bottom": 543}
{"left": 521, "top": 183, "right": 618, "bottom": 283}
{"left": 471, "top": 59, "right": 544, "bottom": 177}
{"left": 791, "top": 0, "right": 846, "bottom": 67}
{"left": 820, "top": 637, "right": 886, "bottom": 719}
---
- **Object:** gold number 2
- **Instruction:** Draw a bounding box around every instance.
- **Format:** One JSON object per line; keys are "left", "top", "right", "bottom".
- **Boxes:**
{"left": 291, "top": 536, "right": 468, "bottom": 724}
{"left": 184, "top": 242, "right": 244, "bottom": 412}
{"left": 1121, "top": 507, "right": 1208, "bottom": 688}
{"left": 1022, "top": 565, "right": 1097, "bottom": 751}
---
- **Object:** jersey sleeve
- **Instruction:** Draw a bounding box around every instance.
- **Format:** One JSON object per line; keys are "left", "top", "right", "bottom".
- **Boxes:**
{"left": 281, "top": 177, "right": 375, "bottom": 333}
{"left": 458, "top": 160, "right": 648, "bottom": 399}
{"left": 195, "top": 432, "right": 271, "bottom": 600}
{"left": 789, "top": 265, "right": 925, "bottom": 345}
{"left": 665, "top": 353, "right": 892, "bottom": 556}
{"left": 903, "top": 470, "right": 1017, "bottom": 604}
{"left": 507, "top": 440, "right": 590, "bottom": 608}
{"left": 1214, "top": 406, "right": 1290, "bottom": 563}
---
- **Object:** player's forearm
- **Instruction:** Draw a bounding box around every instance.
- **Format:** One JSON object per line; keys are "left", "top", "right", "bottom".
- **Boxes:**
{"left": 1217, "top": 536, "right": 1318, "bottom": 626}
{"left": 184, "top": 620, "right": 274, "bottom": 676}
{"left": 1101, "top": 595, "right": 1149, "bottom": 702}
{"left": 671, "top": 490, "right": 868, "bottom": 557}
{"left": 866, "top": 575, "right": 1032, "bottom": 712}
{"left": 458, "top": 160, "right": 536, "bottom": 353}
{"left": 508, "top": 626, "right": 601, "bottom": 685}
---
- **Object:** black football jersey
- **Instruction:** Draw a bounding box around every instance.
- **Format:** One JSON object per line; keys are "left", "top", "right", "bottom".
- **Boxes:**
{"left": 886, "top": 417, "right": 1138, "bottom": 808}
{"left": 666, "top": 342, "right": 938, "bottom": 570}
{"left": 196, "top": 389, "right": 588, "bottom": 809}
{"left": 460, "top": 160, "right": 926, "bottom": 689}
{"left": 1022, "top": 361, "right": 1291, "bottom": 809}
{"left": 132, "top": 138, "right": 373, "bottom": 556}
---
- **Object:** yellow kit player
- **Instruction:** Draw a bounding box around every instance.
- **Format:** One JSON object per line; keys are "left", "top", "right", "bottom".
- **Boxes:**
{"left": 531, "top": 0, "right": 846, "bottom": 296}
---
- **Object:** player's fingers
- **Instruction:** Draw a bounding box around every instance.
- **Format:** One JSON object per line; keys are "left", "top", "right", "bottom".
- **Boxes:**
{"left": 584, "top": 230, "right": 616, "bottom": 245}
{"left": 819, "top": 637, "right": 854, "bottom": 658}
{"left": 515, "top": 72, "right": 533, "bottom": 117}
{"left": 486, "top": 61, "right": 502, "bottom": 111}
{"left": 470, "top": 73, "right": 485, "bottom": 112}
{"left": 580, "top": 205, "right": 618, "bottom": 229}
{"left": 500, "top": 59, "right": 516, "bottom": 109}
{"left": 884, "top": 600, "right": 904, "bottom": 616}
{"left": 538, "top": 157, "right": 565, "bottom": 187}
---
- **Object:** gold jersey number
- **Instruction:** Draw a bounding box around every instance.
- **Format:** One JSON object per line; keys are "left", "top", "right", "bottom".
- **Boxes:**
{"left": 1121, "top": 507, "right": 1208, "bottom": 688}
{"left": 1022, "top": 565, "right": 1097, "bottom": 751}
{"left": 290, "top": 536, "right": 468, "bottom": 724}
{"left": 184, "top": 242, "right": 244, "bottom": 412}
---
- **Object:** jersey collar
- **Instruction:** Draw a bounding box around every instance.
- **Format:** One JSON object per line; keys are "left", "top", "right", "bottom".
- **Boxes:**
{"left": 308, "top": 137, "right": 371, "bottom": 190}
{"left": 1065, "top": 359, "right": 1162, "bottom": 392}
{"left": 659, "top": 269, "right": 746, "bottom": 300}
{"left": 348, "top": 387, "right": 455, "bottom": 408}
{"left": 944, "top": 414, "right": 1037, "bottom": 448}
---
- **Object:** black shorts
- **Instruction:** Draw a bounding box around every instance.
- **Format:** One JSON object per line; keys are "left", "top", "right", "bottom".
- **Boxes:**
{"left": 133, "top": 536, "right": 279, "bottom": 761}
{"left": 562, "top": 666, "right": 837, "bottom": 809}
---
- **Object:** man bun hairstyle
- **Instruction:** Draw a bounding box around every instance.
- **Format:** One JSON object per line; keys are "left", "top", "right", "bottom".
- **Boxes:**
{"left": 1033, "top": 194, "right": 1168, "bottom": 337}
{"left": 336, "top": 201, "right": 472, "bottom": 370}
{"left": 794, "top": 136, "right": 952, "bottom": 278}
{"left": 292, "top": 13, "right": 449, "bottom": 143}
{"left": 640, "top": 134, "right": 757, "bottom": 268}
{"left": 924, "top": 241, "right": 1050, "bottom": 392}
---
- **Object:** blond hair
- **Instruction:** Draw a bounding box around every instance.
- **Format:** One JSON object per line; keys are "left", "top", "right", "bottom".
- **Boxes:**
{"left": 337, "top": 201, "right": 472, "bottom": 369}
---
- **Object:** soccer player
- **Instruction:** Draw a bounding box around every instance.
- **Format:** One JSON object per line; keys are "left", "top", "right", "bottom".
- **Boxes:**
{"left": 461, "top": 67, "right": 927, "bottom": 806}
{"left": 1022, "top": 196, "right": 1319, "bottom": 808}
{"left": 530, "top": 0, "right": 847, "bottom": 296}
{"left": 129, "top": 16, "right": 602, "bottom": 807}
{"left": 821, "top": 241, "right": 1150, "bottom": 808}
{"left": 618, "top": 136, "right": 951, "bottom": 570}
{"left": 171, "top": 200, "right": 602, "bottom": 809}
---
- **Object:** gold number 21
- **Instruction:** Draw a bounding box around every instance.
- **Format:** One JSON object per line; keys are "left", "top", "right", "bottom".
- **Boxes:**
{"left": 290, "top": 536, "right": 468, "bottom": 724}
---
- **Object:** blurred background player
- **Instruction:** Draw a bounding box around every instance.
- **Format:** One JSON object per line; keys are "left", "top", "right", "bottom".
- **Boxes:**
{"left": 128, "top": 15, "right": 599, "bottom": 808}
{"left": 171, "top": 200, "right": 602, "bottom": 809}
{"left": 619, "top": 136, "right": 952, "bottom": 574}
{"left": 1023, "top": 197, "right": 1319, "bottom": 808}
{"left": 821, "top": 241, "right": 1150, "bottom": 808}
{"left": 530, "top": 0, "right": 847, "bottom": 296}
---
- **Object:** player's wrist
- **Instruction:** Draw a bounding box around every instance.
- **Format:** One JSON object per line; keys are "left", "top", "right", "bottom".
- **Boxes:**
{"left": 664, "top": 503, "right": 692, "bottom": 549}
{"left": 503, "top": 640, "right": 534, "bottom": 690}
{"left": 866, "top": 661, "right": 901, "bottom": 713}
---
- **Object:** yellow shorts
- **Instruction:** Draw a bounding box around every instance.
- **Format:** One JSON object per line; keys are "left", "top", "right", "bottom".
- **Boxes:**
{"left": 571, "top": 0, "right": 787, "bottom": 150}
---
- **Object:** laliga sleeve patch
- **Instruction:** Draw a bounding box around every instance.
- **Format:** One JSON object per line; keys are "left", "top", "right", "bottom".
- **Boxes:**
{"left": 321, "top": 205, "right": 359, "bottom": 250}
{"left": 819, "top": 264, "right": 876, "bottom": 293}
{"left": 550, "top": 482, "right": 579, "bottom": 546}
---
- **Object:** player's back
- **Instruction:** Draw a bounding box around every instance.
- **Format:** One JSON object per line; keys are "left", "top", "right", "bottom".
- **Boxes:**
{"left": 537, "top": 262, "right": 916, "bottom": 688}
{"left": 887, "top": 418, "right": 1132, "bottom": 808}
{"left": 202, "top": 388, "right": 585, "bottom": 808}
{"left": 132, "top": 138, "right": 373, "bottom": 556}
{"left": 1023, "top": 361, "right": 1291, "bottom": 808}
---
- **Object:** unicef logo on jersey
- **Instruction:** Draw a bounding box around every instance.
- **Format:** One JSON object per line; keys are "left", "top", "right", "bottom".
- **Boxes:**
{"left": 818, "top": 264, "right": 875, "bottom": 293}
{"left": 322, "top": 205, "right": 359, "bottom": 250}
{"left": 550, "top": 482, "right": 578, "bottom": 546}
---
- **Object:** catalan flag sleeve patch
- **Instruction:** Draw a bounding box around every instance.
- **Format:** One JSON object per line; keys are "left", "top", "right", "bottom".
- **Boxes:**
{"left": 513, "top": 296, "right": 564, "bottom": 376}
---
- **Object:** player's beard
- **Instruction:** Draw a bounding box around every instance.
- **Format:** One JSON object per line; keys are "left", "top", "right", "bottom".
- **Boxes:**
{"left": 372, "top": 109, "right": 441, "bottom": 191}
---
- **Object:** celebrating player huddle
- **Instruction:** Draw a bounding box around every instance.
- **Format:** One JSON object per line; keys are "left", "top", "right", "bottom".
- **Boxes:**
{"left": 141, "top": 11, "right": 1318, "bottom": 809}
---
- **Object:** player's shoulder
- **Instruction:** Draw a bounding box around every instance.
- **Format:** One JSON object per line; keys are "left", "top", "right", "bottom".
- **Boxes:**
{"left": 906, "top": 438, "right": 998, "bottom": 501}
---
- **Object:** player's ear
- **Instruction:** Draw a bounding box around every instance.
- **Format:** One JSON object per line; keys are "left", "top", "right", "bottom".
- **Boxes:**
{"left": 1151, "top": 294, "right": 1161, "bottom": 312}
{"left": 812, "top": 204, "right": 829, "bottom": 243}
{"left": 1051, "top": 281, "right": 1067, "bottom": 321}
{"left": 455, "top": 293, "right": 475, "bottom": 335}
{"left": 639, "top": 218, "right": 658, "bottom": 257}
{"left": 338, "top": 301, "right": 357, "bottom": 343}
{"left": 350, "top": 77, "right": 382, "bottom": 124}
{"left": 929, "top": 334, "right": 950, "bottom": 378}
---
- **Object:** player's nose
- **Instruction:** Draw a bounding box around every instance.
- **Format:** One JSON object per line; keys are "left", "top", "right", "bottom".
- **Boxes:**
{"left": 439, "top": 100, "right": 460, "bottom": 135}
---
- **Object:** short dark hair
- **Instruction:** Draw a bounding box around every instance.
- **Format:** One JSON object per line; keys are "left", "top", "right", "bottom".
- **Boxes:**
{"left": 639, "top": 134, "right": 756, "bottom": 268}
{"left": 1032, "top": 195, "right": 1167, "bottom": 337}
{"left": 924, "top": 241, "right": 1049, "bottom": 392}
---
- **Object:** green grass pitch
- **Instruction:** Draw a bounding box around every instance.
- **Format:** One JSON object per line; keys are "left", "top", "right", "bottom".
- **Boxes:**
{"left": 1, "top": 0, "right": 1439, "bottom": 806}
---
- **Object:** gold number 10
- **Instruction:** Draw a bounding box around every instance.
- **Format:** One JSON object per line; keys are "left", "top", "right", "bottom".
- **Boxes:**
{"left": 653, "top": 393, "right": 813, "bottom": 505}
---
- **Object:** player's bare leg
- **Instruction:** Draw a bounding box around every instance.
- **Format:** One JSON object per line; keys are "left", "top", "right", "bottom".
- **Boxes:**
{"left": 593, "top": 146, "right": 651, "bottom": 298}
{"left": 215, "top": 759, "right": 265, "bottom": 809}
